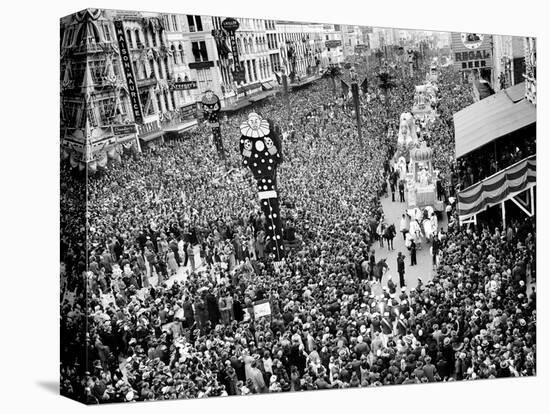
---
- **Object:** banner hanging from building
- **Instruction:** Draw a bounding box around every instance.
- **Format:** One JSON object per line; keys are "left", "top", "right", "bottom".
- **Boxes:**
{"left": 114, "top": 20, "right": 144, "bottom": 124}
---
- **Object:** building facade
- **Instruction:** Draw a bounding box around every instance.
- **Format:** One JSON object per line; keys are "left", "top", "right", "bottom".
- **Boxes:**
{"left": 60, "top": 9, "right": 348, "bottom": 166}
{"left": 60, "top": 9, "right": 143, "bottom": 168}
{"left": 524, "top": 37, "right": 536, "bottom": 105}
{"left": 491, "top": 35, "right": 525, "bottom": 92}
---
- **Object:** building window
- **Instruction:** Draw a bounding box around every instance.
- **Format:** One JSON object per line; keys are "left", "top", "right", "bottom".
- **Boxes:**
{"left": 87, "top": 107, "right": 98, "bottom": 127}
{"left": 196, "top": 68, "right": 213, "bottom": 92}
{"left": 179, "top": 44, "right": 184, "bottom": 62}
{"left": 102, "top": 24, "right": 111, "bottom": 42}
{"left": 97, "top": 97, "right": 116, "bottom": 124}
{"left": 252, "top": 60, "right": 258, "bottom": 81}
{"left": 187, "top": 15, "right": 203, "bottom": 32}
{"left": 191, "top": 41, "right": 209, "bottom": 62}
{"left": 126, "top": 29, "right": 133, "bottom": 47}
{"left": 171, "top": 45, "right": 178, "bottom": 64}
{"left": 199, "top": 41, "right": 208, "bottom": 61}
{"left": 171, "top": 15, "right": 179, "bottom": 31}
{"left": 135, "top": 30, "right": 142, "bottom": 48}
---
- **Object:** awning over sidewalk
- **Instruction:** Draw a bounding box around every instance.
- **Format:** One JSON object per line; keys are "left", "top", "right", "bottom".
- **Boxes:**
{"left": 248, "top": 89, "right": 277, "bottom": 102}
{"left": 290, "top": 74, "right": 322, "bottom": 89}
{"left": 221, "top": 99, "right": 252, "bottom": 113}
{"left": 163, "top": 119, "right": 198, "bottom": 133}
{"left": 261, "top": 81, "right": 274, "bottom": 90}
{"left": 454, "top": 82, "right": 536, "bottom": 159}
{"left": 139, "top": 130, "right": 165, "bottom": 142}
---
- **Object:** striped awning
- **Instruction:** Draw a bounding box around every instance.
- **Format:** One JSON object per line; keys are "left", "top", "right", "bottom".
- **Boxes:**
{"left": 457, "top": 155, "right": 536, "bottom": 220}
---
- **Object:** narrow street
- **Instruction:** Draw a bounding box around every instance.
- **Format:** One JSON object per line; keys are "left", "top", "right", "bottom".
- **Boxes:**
{"left": 372, "top": 186, "right": 447, "bottom": 295}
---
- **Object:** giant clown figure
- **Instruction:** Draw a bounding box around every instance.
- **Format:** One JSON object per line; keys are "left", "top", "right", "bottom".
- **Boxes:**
{"left": 239, "top": 112, "right": 285, "bottom": 261}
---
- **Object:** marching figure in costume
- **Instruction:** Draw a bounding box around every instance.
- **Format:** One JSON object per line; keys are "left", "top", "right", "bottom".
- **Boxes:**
{"left": 201, "top": 90, "right": 225, "bottom": 160}
{"left": 239, "top": 112, "right": 285, "bottom": 261}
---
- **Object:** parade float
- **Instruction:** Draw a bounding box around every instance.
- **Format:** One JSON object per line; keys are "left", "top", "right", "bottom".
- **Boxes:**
{"left": 394, "top": 112, "right": 419, "bottom": 167}
{"left": 427, "top": 64, "right": 439, "bottom": 83}
{"left": 412, "top": 83, "right": 438, "bottom": 121}
{"left": 405, "top": 141, "right": 444, "bottom": 212}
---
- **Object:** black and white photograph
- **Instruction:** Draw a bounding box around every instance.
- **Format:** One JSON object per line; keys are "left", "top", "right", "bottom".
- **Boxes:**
{"left": 3, "top": 1, "right": 548, "bottom": 412}
{"left": 57, "top": 6, "right": 538, "bottom": 405}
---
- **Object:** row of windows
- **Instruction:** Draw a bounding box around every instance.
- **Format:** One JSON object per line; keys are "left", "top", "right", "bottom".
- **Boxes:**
{"left": 163, "top": 14, "right": 204, "bottom": 32}
{"left": 125, "top": 26, "right": 163, "bottom": 49}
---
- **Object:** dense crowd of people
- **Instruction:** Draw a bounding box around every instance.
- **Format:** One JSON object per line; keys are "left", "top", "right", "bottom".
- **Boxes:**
{"left": 60, "top": 64, "right": 536, "bottom": 404}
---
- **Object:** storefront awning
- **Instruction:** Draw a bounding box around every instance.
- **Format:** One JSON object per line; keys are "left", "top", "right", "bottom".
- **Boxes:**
{"left": 290, "top": 74, "right": 322, "bottom": 89}
{"left": 163, "top": 119, "right": 198, "bottom": 133}
{"left": 221, "top": 99, "right": 252, "bottom": 112}
{"left": 261, "top": 81, "right": 274, "bottom": 90}
{"left": 454, "top": 82, "right": 536, "bottom": 159}
{"left": 139, "top": 130, "right": 165, "bottom": 142}
{"left": 248, "top": 89, "right": 277, "bottom": 102}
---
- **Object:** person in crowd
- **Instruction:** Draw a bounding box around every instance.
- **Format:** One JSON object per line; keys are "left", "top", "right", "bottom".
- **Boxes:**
{"left": 397, "top": 252, "right": 406, "bottom": 288}
{"left": 410, "top": 240, "right": 417, "bottom": 266}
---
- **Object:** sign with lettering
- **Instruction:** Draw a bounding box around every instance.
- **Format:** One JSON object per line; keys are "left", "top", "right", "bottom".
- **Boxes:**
{"left": 451, "top": 32, "right": 493, "bottom": 71}
{"left": 232, "top": 68, "right": 246, "bottom": 84}
{"left": 114, "top": 20, "right": 144, "bottom": 124}
{"left": 179, "top": 104, "right": 197, "bottom": 119}
{"left": 113, "top": 124, "right": 137, "bottom": 135}
{"left": 189, "top": 61, "right": 214, "bottom": 70}
{"left": 221, "top": 17, "right": 240, "bottom": 32}
{"left": 326, "top": 40, "right": 342, "bottom": 48}
{"left": 355, "top": 44, "right": 368, "bottom": 53}
{"left": 222, "top": 18, "right": 241, "bottom": 75}
{"left": 170, "top": 80, "right": 198, "bottom": 90}
{"left": 253, "top": 299, "right": 272, "bottom": 318}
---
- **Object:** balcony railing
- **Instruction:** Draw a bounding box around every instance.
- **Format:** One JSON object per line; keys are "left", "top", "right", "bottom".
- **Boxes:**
{"left": 72, "top": 41, "right": 110, "bottom": 54}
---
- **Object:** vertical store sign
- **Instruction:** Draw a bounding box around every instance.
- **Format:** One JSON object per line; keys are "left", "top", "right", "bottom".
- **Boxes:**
{"left": 114, "top": 20, "right": 144, "bottom": 124}
{"left": 221, "top": 18, "right": 244, "bottom": 84}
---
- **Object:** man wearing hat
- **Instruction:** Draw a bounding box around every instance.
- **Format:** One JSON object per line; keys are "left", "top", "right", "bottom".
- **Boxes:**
{"left": 387, "top": 274, "right": 397, "bottom": 295}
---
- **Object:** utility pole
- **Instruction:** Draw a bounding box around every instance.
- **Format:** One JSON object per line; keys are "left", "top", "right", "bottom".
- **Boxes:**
{"left": 349, "top": 66, "right": 363, "bottom": 149}
{"left": 281, "top": 66, "right": 290, "bottom": 115}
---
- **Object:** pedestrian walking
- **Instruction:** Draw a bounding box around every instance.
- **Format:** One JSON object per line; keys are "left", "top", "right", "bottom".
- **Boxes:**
{"left": 398, "top": 180, "right": 405, "bottom": 203}
{"left": 399, "top": 213, "right": 409, "bottom": 240}
{"left": 410, "top": 240, "right": 417, "bottom": 266}
{"left": 397, "top": 252, "right": 406, "bottom": 287}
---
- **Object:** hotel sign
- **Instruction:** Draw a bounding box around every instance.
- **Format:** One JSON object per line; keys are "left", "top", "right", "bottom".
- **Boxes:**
{"left": 451, "top": 32, "right": 493, "bottom": 71}
{"left": 114, "top": 20, "right": 144, "bottom": 124}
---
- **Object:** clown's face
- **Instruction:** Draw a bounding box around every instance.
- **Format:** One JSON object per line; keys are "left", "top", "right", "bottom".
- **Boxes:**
{"left": 247, "top": 114, "right": 261, "bottom": 131}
